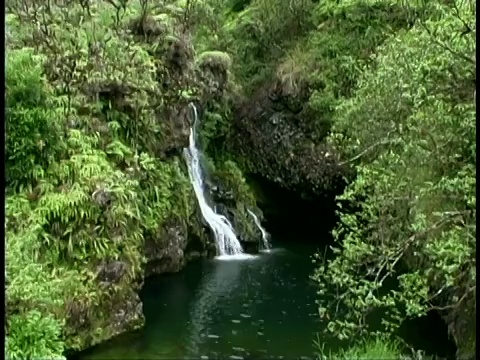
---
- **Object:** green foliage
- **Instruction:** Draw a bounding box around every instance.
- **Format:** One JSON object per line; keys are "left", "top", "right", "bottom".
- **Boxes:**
{"left": 6, "top": 48, "right": 65, "bottom": 190}
{"left": 313, "top": 0, "right": 475, "bottom": 355}
{"left": 194, "top": 91, "right": 236, "bottom": 161}
{"left": 212, "top": 160, "right": 260, "bottom": 241}
{"left": 191, "top": 0, "right": 314, "bottom": 89}
{"left": 315, "top": 336, "right": 402, "bottom": 360}
{"left": 199, "top": 109, "right": 232, "bottom": 156}
{"left": 291, "top": 0, "right": 417, "bottom": 139}
{"left": 197, "top": 50, "right": 232, "bottom": 71}
{"left": 6, "top": 0, "right": 198, "bottom": 358}
{"left": 194, "top": 0, "right": 419, "bottom": 142}
{"left": 7, "top": 311, "right": 66, "bottom": 360}
{"left": 215, "top": 160, "right": 256, "bottom": 207}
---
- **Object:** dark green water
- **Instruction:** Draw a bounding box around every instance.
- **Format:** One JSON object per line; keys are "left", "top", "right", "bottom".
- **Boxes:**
{"left": 75, "top": 238, "right": 456, "bottom": 360}
{"left": 78, "top": 241, "right": 322, "bottom": 359}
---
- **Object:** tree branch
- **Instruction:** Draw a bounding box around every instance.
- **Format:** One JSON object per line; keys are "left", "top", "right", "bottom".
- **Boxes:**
{"left": 338, "top": 138, "right": 395, "bottom": 166}
{"left": 417, "top": 3, "right": 475, "bottom": 65}
{"left": 428, "top": 285, "right": 475, "bottom": 312}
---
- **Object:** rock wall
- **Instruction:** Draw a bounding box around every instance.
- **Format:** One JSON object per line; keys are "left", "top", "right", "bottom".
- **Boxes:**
{"left": 144, "top": 215, "right": 212, "bottom": 277}
{"left": 446, "top": 292, "right": 476, "bottom": 359}
{"left": 229, "top": 80, "right": 347, "bottom": 199}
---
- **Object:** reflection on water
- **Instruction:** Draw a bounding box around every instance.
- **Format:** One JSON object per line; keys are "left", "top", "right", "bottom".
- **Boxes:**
{"left": 77, "top": 242, "right": 321, "bottom": 359}
{"left": 187, "top": 256, "right": 255, "bottom": 356}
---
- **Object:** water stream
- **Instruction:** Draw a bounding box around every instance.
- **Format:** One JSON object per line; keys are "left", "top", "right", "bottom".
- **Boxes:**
{"left": 183, "top": 103, "right": 247, "bottom": 258}
{"left": 247, "top": 209, "right": 270, "bottom": 251}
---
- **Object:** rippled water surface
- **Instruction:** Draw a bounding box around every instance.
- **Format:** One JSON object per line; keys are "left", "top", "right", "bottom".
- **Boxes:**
{"left": 78, "top": 241, "right": 322, "bottom": 359}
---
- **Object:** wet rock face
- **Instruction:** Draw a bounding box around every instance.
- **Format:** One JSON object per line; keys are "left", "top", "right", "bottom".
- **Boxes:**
{"left": 209, "top": 182, "right": 236, "bottom": 208}
{"left": 86, "top": 290, "right": 143, "bottom": 349}
{"left": 65, "top": 273, "right": 144, "bottom": 351}
{"left": 144, "top": 213, "right": 212, "bottom": 274}
{"left": 230, "top": 80, "right": 347, "bottom": 199}
{"left": 144, "top": 218, "right": 189, "bottom": 276}
{"left": 108, "top": 290, "right": 144, "bottom": 338}
{"left": 156, "top": 104, "right": 192, "bottom": 160}
{"left": 196, "top": 51, "right": 231, "bottom": 101}
{"left": 207, "top": 183, "right": 263, "bottom": 254}
{"left": 445, "top": 292, "right": 476, "bottom": 360}
{"left": 96, "top": 261, "right": 128, "bottom": 285}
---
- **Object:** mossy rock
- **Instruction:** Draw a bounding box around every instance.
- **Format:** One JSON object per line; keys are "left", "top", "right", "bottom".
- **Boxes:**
{"left": 197, "top": 51, "right": 232, "bottom": 73}
{"left": 207, "top": 160, "right": 264, "bottom": 250}
{"left": 129, "top": 14, "right": 169, "bottom": 38}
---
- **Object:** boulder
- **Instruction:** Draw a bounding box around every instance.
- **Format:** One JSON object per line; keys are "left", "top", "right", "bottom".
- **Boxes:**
{"left": 144, "top": 218, "right": 188, "bottom": 276}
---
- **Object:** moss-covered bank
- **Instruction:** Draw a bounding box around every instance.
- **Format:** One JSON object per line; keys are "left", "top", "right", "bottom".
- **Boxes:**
{"left": 5, "top": 1, "right": 260, "bottom": 358}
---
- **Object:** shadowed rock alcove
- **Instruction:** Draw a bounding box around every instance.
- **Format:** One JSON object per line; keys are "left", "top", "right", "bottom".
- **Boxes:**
{"left": 246, "top": 173, "right": 339, "bottom": 243}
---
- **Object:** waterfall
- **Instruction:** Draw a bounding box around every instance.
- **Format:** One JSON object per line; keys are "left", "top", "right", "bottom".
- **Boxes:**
{"left": 183, "top": 103, "right": 247, "bottom": 258}
{"left": 247, "top": 209, "right": 271, "bottom": 251}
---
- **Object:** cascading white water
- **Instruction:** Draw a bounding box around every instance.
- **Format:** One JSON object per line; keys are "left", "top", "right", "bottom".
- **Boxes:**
{"left": 247, "top": 209, "right": 271, "bottom": 251}
{"left": 183, "top": 103, "right": 246, "bottom": 258}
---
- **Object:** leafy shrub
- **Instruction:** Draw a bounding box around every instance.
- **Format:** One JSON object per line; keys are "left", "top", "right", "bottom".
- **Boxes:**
{"left": 7, "top": 311, "right": 66, "bottom": 360}
{"left": 313, "top": 1, "right": 475, "bottom": 356}
{"left": 6, "top": 48, "right": 65, "bottom": 190}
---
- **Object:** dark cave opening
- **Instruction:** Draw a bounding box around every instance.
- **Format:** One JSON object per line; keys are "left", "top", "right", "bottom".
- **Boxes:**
{"left": 399, "top": 310, "right": 457, "bottom": 359}
{"left": 245, "top": 173, "right": 339, "bottom": 244}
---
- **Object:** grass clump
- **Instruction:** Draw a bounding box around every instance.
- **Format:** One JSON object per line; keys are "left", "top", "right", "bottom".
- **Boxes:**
{"left": 317, "top": 338, "right": 402, "bottom": 359}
